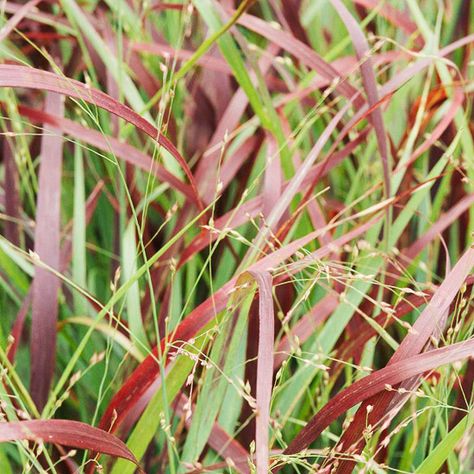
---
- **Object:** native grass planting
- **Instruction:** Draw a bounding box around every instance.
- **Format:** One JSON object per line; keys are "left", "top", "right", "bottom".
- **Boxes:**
{"left": 0, "top": 1, "right": 473, "bottom": 473}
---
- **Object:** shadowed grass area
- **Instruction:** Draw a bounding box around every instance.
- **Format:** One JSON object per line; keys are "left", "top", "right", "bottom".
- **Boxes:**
{"left": 0, "top": 1, "right": 473, "bottom": 473}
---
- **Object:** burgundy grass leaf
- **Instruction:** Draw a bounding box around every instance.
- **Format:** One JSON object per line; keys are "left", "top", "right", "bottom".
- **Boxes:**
{"left": 408, "top": 87, "right": 464, "bottom": 167}
{"left": 195, "top": 42, "right": 280, "bottom": 203}
{"left": 8, "top": 182, "right": 104, "bottom": 364}
{"left": 1, "top": 1, "right": 67, "bottom": 30}
{"left": 260, "top": 102, "right": 351, "bottom": 236}
{"left": 30, "top": 92, "right": 64, "bottom": 410}
{"left": 7, "top": 293, "right": 32, "bottom": 363}
{"left": 403, "top": 193, "right": 474, "bottom": 261}
{"left": 277, "top": 51, "right": 401, "bottom": 110}
{"left": 246, "top": 270, "right": 274, "bottom": 474}
{"left": 262, "top": 133, "right": 282, "bottom": 225}
{"left": 388, "top": 247, "right": 474, "bottom": 363}
{"left": 13, "top": 104, "right": 195, "bottom": 201}
{"left": 332, "top": 34, "right": 474, "bottom": 172}
{"left": 280, "top": 0, "right": 309, "bottom": 45}
{"left": 0, "top": 65, "right": 203, "bottom": 210}
{"left": 333, "top": 246, "right": 474, "bottom": 472}
{"left": 281, "top": 337, "right": 474, "bottom": 460}
{"left": 218, "top": 134, "right": 263, "bottom": 194}
{"left": 335, "top": 291, "right": 432, "bottom": 370}
{"left": 329, "top": 0, "right": 391, "bottom": 198}
{"left": 0, "top": 420, "right": 140, "bottom": 468}
{"left": 179, "top": 130, "right": 368, "bottom": 268}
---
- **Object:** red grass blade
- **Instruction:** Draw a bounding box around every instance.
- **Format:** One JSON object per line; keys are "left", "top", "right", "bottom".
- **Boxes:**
{"left": 0, "top": 419, "right": 140, "bottom": 468}
{"left": 330, "top": 0, "right": 390, "bottom": 198}
{"left": 408, "top": 87, "right": 464, "bottom": 166}
{"left": 30, "top": 92, "right": 64, "bottom": 410}
{"left": 0, "top": 65, "right": 203, "bottom": 210}
{"left": 389, "top": 247, "right": 474, "bottom": 364}
{"left": 334, "top": 35, "right": 474, "bottom": 166}
{"left": 332, "top": 247, "right": 474, "bottom": 472}
{"left": 404, "top": 194, "right": 474, "bottom": 261}
{"left": 132, "top": 41, "right": 231, "bottom": 74}
{"left": 195, "top": 43, "right": 280, "bottom": 203}
{"left": 8, "top": 182, "right": 103, "bottom": 364}
{"left": 262, "top": 133, "right": 282, "bottom": 225}
{"left": 255, "top": 102, "right": 352, "bottom": 240}
{"left": 7, "top": 293, "right": 32, "bottom": 363}
{"left": 12, "top": 104, "right": 195, "bottom": 201}
{"left": 179, "top": 130, "right": 368, "bottom": 267}
{"left": 280, "top": 0, "right": 309, "bottom": 44}
{"left": 281, "top": 337, "right": 474, "bottom": 460}
{"left": 247, "top": 270, "right": 274, "bottom": 473}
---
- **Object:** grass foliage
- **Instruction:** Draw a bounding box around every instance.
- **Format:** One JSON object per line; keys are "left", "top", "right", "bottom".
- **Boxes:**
{"left": 0, "top": 0, "right": 473, "bottom": 473}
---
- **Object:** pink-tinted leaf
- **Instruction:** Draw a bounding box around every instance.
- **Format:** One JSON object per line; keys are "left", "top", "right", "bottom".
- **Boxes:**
{"left": 247, "top": 270, "right": 274, "bottom": 474}
{"left": 262, "top": 133, "right": 281, "bottom": 225}
{"left": 282, "top": 337, "right": 474, "bottom": 459}
{"left": 408, "top": 87, "right": 464, "bottom": 166}
{"left": 259, "top": 102, "right": 351, "bottom": 236}
{"left": 280, "top": 0, "right": 309, "bottom": 45}
{"left": 333, "top": 247, "right": 474, "bottom": 472}
{"left": 330, "top": 0, "right": 391, "bottom": 198}
{"left": 0, "top": 65, "right": 203, "bottom": 209}
{"left": 132, "top": 41, "right": 231, "bottom": 74}
{"left": 30, "top": 92, "right": 64, "bottom": 410}
{"left": 404, "top": 194, "right": 474, "bottom": 261}
{"left": 390, "top": 247, "right": 474, "bottom": 365}
{"left": 333, "top": 34, "right": 474, "bottom": 172}
{"left": 13, "top": 104, "right": 195, "bottom": 201}
{"left": 8, "top": 182, "right": 104, "bottom": 364}
{"left": 218, "top": 134, "right": 263, "bottom": 193}
{"left": 352, "top": 0, "right": 420, "bottom": 42}
{"left": 0, "top": 419, "right": 140, "bottom": 468}
{"left": 196, "top": 43, "right": 280, "bottom": 203}
{"left": 178, "top": 128, "right": 368, "bottom": 266}
{"left": 7, "top": 293, "right": 31, "bottom": 363}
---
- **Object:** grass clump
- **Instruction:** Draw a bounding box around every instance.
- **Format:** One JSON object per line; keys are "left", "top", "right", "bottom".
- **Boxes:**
{"left": 0, "top": 1, "right": 473, "bottom": 473}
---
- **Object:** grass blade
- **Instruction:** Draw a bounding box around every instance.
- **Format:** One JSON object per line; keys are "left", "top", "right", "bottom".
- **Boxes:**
{"left": 0, "top": 65, "right": 202, "bottom": 209}
{"left": 247, "top": 270, "right": 274, "bottom": 473}
{"left": 282, "top": 338, "right": 474, "bottom": 460}
{"left": 0, "top": 420, "right": 140, "bottom": 469}
{"left": 30, "top": 92, "right": 64, "bottom": 410}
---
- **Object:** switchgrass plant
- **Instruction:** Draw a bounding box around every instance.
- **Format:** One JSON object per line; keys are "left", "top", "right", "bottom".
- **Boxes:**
{"left": 0, "top": 0, "right": 473, "bottom": 473}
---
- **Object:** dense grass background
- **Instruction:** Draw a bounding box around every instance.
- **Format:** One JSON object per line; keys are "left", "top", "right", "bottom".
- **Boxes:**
{"left": 0, "top": 0, "right": 473, "bottom": 472}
